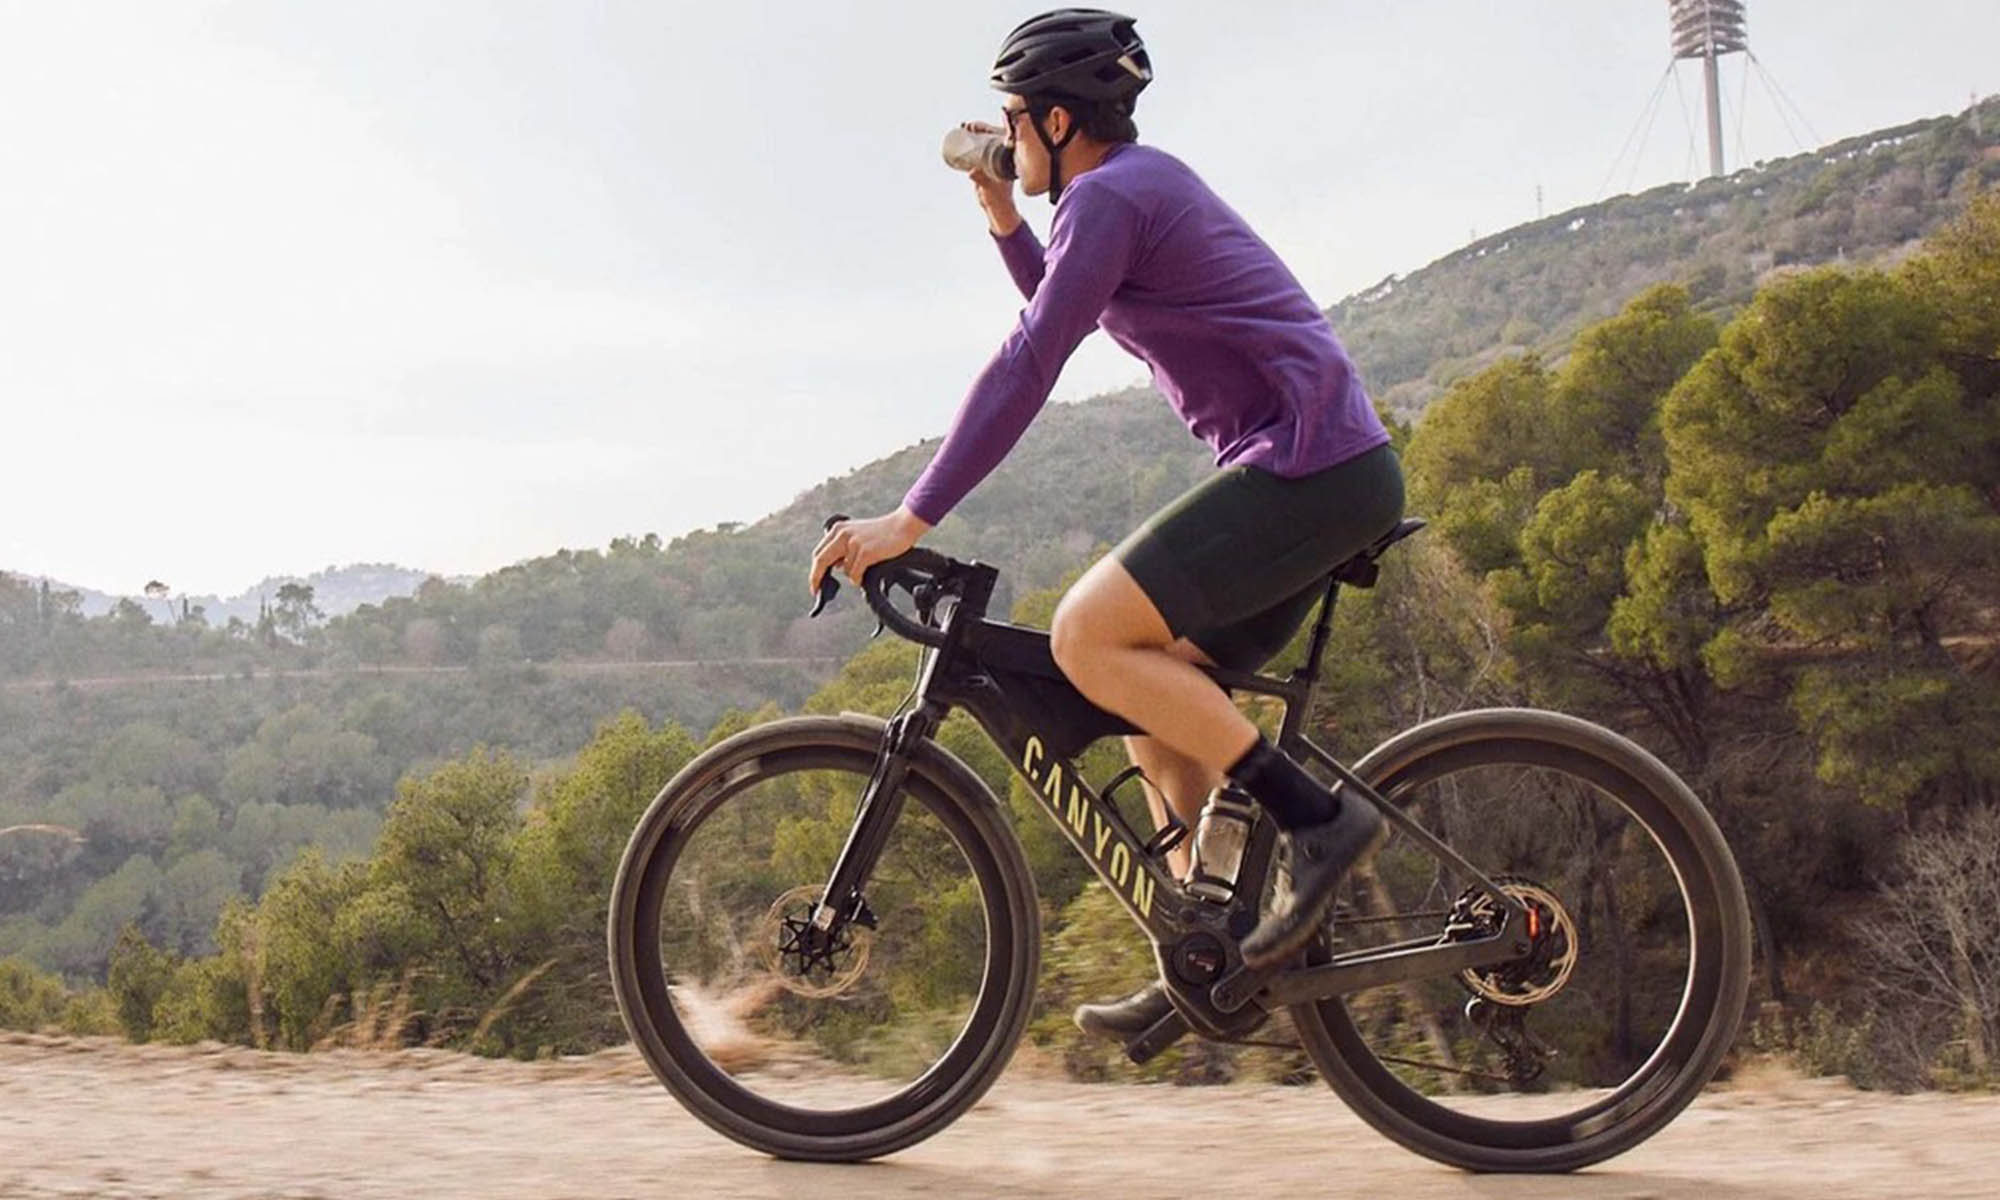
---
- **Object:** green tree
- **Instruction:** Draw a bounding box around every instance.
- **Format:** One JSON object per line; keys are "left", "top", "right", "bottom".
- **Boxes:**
{"left": 500, "top": 714, "right": 698, "bottom": 1051}
{"left": 106, "top": 924, "right": 177, "bottom": 1041}
{"left": 0, "top": 956, "right": 73, "bottom": 1032}
{"left": 143, "top": 581, "right": 174, "bottom": 626}
{"left": 110, "top": 597, "right": 153, "bottom": 632}
{"left": 1662, "top": 265, "right": 2000, "bottom": 809}
{"left": 156, "top": 848, "right": 241, "bottom": 957}
{"left": 220, "top": 705, "right": 391, "bottom": 811}
{"left": 1547, "top": 284, "right": 1717, "bottom": 488}
{"left": 1408, "top": 284, "right": 1804, "bottom": 999}
{"left": 369, "top": 751, "right": 527, "bottom": 995}
{"left": 1903, "top": 188, "right": 2000, "bottom": 361}
{"left": 252, "top": 849, "right": 362, "bottom": 1049}
{"left": 272, "top": 583, "right": 322, "bottom": 643}
{"left": 1404, "top": 355, "right": 1558, "bottom": 572}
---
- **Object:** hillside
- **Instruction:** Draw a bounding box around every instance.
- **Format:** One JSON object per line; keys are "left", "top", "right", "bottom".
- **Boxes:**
{"left": 296, "top": 390, "right": 1213, "bottom": 673}
{"left": 27, "top": 563, "right": 437, "bottom": 625}
{"left": 1328, "top": 95, "right": 2000, "bottom": 420}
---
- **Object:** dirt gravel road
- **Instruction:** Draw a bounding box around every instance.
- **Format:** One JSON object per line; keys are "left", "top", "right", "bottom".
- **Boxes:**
{"left": 3, "top": 1032, "right": 1995, "bottom": 1199}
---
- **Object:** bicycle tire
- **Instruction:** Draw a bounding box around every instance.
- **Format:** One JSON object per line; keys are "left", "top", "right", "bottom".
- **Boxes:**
{"left": 607, "top": 714, "right": 1041, "bottom": 1161}
{"left": 1292, "top": 707, "right": 1752, "bottom": 1172}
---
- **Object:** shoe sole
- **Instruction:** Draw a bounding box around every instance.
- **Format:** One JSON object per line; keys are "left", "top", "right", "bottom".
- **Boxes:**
{"left": 1072, "top": 996, "right": 1172, "bottom": 1039}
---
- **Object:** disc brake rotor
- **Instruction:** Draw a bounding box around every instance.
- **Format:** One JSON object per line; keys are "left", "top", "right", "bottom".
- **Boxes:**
{"left": 1453, "top": 876, "right": 1578, "bottom": 1006}
{"left": 751, "top": 884, "right": 874, "bottom": 999}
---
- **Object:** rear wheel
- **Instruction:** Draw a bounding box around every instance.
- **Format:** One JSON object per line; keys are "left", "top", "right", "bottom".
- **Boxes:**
{"left": 1293, "top": 708, "right": 1751, "bottom": 1172}
{"left": 607, "top": 715, "right": 1040, "bottom": 1161}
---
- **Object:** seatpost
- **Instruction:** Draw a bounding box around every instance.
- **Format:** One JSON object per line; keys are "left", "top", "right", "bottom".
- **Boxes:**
{"left": 1295, "top": 575, "right": 1343, "bottom": 695}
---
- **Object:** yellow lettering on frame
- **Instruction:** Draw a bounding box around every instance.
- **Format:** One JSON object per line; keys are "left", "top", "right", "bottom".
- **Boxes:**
{"left": 1129, "top": 871, "right": 1155, "bottom": 920}
{"left": 1066, "top": 784, "right": 1088, "bottom": 835}
{"left": 1110, "top": 842, "right": 1131, "bottom": 889}
{"left": 1022, "top": 736, "right": 1045, "bottom": 777}
{"left": 1041, "top": 762, "right": 1065, "bottom": 811}
{"left": 1091, "top": 812, "right": 1112, "bottom": 858}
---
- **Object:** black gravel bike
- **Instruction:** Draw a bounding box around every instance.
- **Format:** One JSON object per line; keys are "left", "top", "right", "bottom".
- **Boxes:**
{"left": 608, "top": 518, "right": 1751, "bottom": 1170}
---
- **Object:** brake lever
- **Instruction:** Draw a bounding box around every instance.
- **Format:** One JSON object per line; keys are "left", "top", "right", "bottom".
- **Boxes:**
{"left": 809, "top": 573, "right": 839, "bottom": 618}
{"left": 808, "top": 513, "right": 850, "bottom": 619}
{"left": 807, "top": 513, "right": 884, "bottom": 636}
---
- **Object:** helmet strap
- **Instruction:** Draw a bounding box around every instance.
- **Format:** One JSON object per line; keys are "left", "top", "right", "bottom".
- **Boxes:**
{"left": 1029, "top": 107, "right": 1081, "bottom": 206}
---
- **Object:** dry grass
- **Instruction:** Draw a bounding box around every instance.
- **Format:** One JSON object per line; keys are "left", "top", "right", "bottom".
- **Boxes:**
{"left": 312, "top": 969, "right": 423, "bottom": 1052}
{"left": 1718, "top": 1051, "right": 1810, "bottom": 1094}
{"left": 468, "top": 959, "right": 559, "bottom": 1047}
{"left": 241, "top": 926, "right": 267, "bottom": 1052}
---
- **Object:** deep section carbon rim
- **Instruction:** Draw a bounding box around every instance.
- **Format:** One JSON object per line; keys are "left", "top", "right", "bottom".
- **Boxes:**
{"left": 1295, "top": 717, "right": 1747, "bottom": 1170}
{"left": 610, "top": 725, "right": 1033, "bottom": 1158}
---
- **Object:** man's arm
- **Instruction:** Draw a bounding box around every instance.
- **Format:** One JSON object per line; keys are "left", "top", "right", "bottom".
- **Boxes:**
{"left": 970, "top": 157, "right": 1045, "bottom": 300}
{"left": 994, "top": 224, "right": 1047, "bottom": 301}
{"left": 904, "top": 182, "right": 1143, "bottom": 525}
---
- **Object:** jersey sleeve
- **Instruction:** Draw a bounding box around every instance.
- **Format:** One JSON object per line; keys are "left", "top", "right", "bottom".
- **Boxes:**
{"left": 903, "top": 183, "right": 1143, "bottom": 526}
{"left": 994, "top": 223, "right": 1047, "bottom": 300}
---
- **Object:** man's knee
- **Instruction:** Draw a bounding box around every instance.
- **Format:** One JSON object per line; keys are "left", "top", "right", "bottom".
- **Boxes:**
{"left": 1048, "top": 592, "right": 1096, "bottom": 678}
{"left": 1050, "top": 561, "right": 1174, "bottom": 678}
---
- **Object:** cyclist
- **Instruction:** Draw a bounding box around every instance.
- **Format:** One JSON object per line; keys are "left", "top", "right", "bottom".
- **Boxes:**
{"left": 809, "top": 8, "right": 1404, "bottom": 1041}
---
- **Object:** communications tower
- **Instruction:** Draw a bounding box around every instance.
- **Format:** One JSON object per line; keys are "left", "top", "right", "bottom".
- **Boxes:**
{"left": 1670, "top": 1, "right": 1748, "bottom": 177}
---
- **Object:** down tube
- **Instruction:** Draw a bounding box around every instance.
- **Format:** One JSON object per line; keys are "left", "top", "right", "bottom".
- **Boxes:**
{"left": 960, "top": 698, "right": 1183, "bottom": 941}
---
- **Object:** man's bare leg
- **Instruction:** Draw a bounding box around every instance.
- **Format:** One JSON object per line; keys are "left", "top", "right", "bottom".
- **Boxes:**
{"left": 1126, "top": 734, "right": 1219, "bottom": 880}
{"left": 1122, "top": 640, "right": 1225, "bottom": 881}
{"left": 1055, "top": 553, "right": 1384, "bottom": 981}
{"left": 1067, "top": 611, "right": 1237, "bottom": 1038}
{"left": 1049, "top": 561, "right": 1259, "bottom": 773}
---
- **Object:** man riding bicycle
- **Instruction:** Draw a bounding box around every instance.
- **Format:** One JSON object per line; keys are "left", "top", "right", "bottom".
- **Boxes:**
{"left": 809, "top": 8, "right": 1404, "bottom": 1040}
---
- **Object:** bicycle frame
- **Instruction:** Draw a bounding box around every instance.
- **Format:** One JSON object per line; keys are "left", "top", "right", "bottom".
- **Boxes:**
{"left": 810, "top": 564, "right": 1531, "bottom": 1028}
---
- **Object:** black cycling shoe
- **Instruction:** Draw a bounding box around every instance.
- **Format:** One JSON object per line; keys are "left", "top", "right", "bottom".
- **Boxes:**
{"left": 1073, "top": 981, "right": 1172, "bottom": 1039}
{"left": 1240, "top": 800, "right": 1389, "bottom": 970}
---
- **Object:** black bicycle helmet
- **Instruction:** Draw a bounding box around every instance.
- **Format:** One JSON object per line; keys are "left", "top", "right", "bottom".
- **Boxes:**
{"left": 990, "top": 10, "right": 1151, "bottom": 205}
{"left": 990, "top": 8, "right": 1151, "bottom": 104}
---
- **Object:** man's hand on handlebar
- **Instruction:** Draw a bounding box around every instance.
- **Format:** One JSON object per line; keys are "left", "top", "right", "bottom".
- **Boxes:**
{"left": 809, "top": 506, "right": 933, "bottom": 597}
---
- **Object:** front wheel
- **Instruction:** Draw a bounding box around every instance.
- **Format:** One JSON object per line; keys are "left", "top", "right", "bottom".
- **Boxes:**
{"left": 607, "top": 715, "right": 1040, "bottom": 1161}
{"left": 1293, "top": 708, "right": 1752, "bottom": 1172}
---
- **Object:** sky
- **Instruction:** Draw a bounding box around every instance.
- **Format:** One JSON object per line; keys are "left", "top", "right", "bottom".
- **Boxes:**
{"left": 4, "top": 1, "right": 1997, "bottom": 596}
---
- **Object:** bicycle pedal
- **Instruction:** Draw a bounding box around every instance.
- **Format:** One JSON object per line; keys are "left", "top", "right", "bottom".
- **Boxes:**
{"left": 1124, "top": 1008, "right": 1191, "bottom": 1065}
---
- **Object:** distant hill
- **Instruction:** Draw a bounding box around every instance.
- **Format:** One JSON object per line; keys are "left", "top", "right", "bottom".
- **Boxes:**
{"left": 1328, "top": 95, "right": 2000, "bottom": 421}
{"left": 21, "top": 563, "right": 436, "bottom": 624}
{"left": 298, "top": 390, "right": 1216, "bottom": 672}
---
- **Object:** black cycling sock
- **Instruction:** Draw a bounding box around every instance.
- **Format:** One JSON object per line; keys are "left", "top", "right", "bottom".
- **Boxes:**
{"left": 1226, "top": 737, "right": 1340, "bottom": 830}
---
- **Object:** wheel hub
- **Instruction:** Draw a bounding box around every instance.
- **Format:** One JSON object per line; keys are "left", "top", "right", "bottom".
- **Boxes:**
{"left": 1450, "top": 876, "right": 1578, "bottom": 1006}
{"left": 752, "top": 884, "right": 874, "bottom": 999}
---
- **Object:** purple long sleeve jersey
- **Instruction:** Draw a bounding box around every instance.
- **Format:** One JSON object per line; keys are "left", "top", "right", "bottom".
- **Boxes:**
{"left": 902, "top": 141, "right": 1390, "bottom": 526}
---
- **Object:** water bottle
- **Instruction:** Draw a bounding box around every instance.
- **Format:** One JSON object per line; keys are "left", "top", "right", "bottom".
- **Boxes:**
{"left": 1185, "top": 786, "right": 1258, "bottom": 903}
{"left": 941, "top": 126, "right": 1017, "bottom": 181}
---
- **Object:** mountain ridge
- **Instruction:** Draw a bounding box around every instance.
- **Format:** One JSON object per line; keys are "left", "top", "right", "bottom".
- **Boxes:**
{"left": 19, "top": 563, "right": 443, "bottom": 625}
{"left": 1324, "top": 95, "right": 2000, "bottom": 420}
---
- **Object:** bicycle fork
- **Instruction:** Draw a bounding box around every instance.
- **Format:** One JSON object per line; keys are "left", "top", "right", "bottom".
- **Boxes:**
{"left": 807, "top": 704, "right": 942, "bottom": 944}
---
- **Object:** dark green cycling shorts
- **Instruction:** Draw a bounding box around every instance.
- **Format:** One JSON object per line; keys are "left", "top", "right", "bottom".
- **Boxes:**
{"left": 1111, "top": 442, "right": 1405, "bottom": 671}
